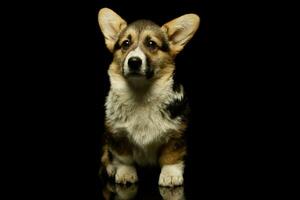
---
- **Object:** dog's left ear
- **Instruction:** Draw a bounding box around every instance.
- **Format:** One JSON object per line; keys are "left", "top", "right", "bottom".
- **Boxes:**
{"left": 162, "top": 14, "right": 200, "bottom": 56}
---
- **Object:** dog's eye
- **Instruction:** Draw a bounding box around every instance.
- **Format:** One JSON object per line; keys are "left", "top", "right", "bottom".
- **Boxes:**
{"left": 147, "top": 40, "right": 158, "bottom": 50}
{"left": 121, "top": 40, "right": 131, "bottom": 50}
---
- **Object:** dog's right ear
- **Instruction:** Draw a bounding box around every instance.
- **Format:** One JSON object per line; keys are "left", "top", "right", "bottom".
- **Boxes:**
{"left": 98, "top": 8, "right": 127, "bottom": 52}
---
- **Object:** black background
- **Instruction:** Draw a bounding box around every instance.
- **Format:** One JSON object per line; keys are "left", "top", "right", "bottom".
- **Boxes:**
{"left": 93, "top": 1, "right": 274, "bottom": 198}
{"left": 7, "top": 0, "right": 277, "bottom": 198}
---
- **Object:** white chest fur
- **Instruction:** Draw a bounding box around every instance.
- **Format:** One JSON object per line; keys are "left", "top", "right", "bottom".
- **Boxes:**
{"left": 106, "top": 90, "right": 180, "bottom": 146}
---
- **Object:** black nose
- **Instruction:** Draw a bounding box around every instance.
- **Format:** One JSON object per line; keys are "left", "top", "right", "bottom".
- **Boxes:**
{"left": 128, "top": 57, "right": 142, "bottom": 71}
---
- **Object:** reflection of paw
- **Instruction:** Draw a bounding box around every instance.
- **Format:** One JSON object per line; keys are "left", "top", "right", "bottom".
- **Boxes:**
{"left": 115, "top": 165, "right": 138, "bottom": 184}
{"left": 106, "top": 164, "right": 116, "bottom": 177}
{"left": 102, "top": 182, "right": 138, "bottom": 200}
{"left": 159, "top": 186, "right": 185, "bottom": 200}
{"left": 116, "top": 184, "right": 138, "bottom": 199}
{"left": 159, "top": 163, "right": 184, "bottom": 187}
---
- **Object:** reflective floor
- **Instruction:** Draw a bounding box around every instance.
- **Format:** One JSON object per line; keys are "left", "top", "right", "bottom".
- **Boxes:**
{"left": 97, "top": 167, "right": 190, "bottom": 200}
{"left": 99, "top": 181, "right": 185, "bottom": 200}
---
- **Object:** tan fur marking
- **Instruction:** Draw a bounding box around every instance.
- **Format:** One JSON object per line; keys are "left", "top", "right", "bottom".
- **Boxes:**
{"left": 178, "top": 122, "right": 188, "bottom": 133}
{"left": 159, "top": 138, "right": 186, "bottom": 166}
{"left": 101, "top": 144, "right": 110, "bottom": 167}
{"left": 162, "top": 14, "right": 200, "bottom": 56}
{"left": 155, "top": 63, "right": 174, "bottom": 80}
{"left": 108, "top": 62, "right": 123, "bottom": 77}
{"left": 98, "top": 8, "right": 127, "bottom": 52}
{"left": 102, "top": 186, "right": 111, "bottom": 200}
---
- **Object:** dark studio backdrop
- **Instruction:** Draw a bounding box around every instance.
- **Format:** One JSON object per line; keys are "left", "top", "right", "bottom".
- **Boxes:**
{"left": 95, "top": 0, "right": 211, "bottom": 199}
{"left": 94, "top": 1, "right": 272, "bottom": 198}
{"left": 6, "top": 0, "right": 278, "bottom": 198}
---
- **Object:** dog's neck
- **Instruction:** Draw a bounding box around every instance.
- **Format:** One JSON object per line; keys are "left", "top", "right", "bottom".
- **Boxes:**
{"left": 109, "top": 73, "right": 174, "bottom": 103}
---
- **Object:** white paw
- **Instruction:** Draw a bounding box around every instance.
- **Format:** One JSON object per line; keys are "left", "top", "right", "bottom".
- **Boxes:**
{"left": 115, "top": 165, "right": 138, "bottom": 184}
{"left": 106, "top": 164, "right": 116, "bottom": 177}
{"left": 159, "top": 173, "right": 183, "bottom": 186}
{"left": 159, "top": 163, "right": 184, "bottom": 187}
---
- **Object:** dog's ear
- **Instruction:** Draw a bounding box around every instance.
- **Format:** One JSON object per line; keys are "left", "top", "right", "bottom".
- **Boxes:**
{"left": 162, "top": 14, "right": 200, "bottom": 56}
{"left": 98, "top": 8, "right": 127, "bottom": 52}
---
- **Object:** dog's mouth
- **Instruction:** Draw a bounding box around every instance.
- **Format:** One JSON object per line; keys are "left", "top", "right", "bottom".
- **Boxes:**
{"left": 125, "top": 71, "right": 145, "bottom": 78}
{"left": 128, "top": 72, "right": 143, "bottom": 76}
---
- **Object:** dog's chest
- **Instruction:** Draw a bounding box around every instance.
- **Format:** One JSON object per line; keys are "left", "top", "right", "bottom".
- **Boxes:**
{"left": 106, "top": 92, "right": 179, "bottom": 146}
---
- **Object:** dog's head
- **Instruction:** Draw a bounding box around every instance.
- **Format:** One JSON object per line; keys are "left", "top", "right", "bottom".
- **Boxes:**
{"left": 98, "top": 8, "right": 200, "bottom": 85}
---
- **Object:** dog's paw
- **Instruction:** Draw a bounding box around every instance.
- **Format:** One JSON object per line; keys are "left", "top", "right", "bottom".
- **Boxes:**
{"left": 106, "top": 164, "right": 116, "bottom": 177}
{"left": 115, "top": 165, "right": 138, "bottom": 184}
{"left": 159, "top": 163, "right": 184, "bottom": 187}
{"left": 159, "top": 173, "right": 183, "bottom": 187}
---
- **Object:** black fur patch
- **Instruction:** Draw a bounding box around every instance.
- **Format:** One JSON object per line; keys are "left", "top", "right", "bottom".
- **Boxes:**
{"left": 172, "top": 78, "right": 181, "bottom": 93}
{"left": 173, "top": 138, "right": 186, "bottom": 150}
{"left": 144, "top": 35, "right": 169, "bottom": 52}
{"left": 165, "top": 90, "right": 190, "bottom": 120}
{"left": 145, "top": 57, "right": 154, "bottom": 79}
{"left": 160, "top": 40, "right": 170, "bottom": 52}
{"left": 172, "top": 71, "right": 185, "bottom": 95}
{"left": 129, "top": 20, "right": 157, "bottom": 33}
{"left": 105, "top": 130, "right": 132, "bottom": 154}
{"left": 113, "top": 40, "right": 121, "bottom": 52}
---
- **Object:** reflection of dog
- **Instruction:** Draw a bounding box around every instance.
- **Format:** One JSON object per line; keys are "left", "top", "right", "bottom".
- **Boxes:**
{"left": 102, "top": 182, "right": 138, "bottom": 200}
{"left": 102, "top": 181, "right": 185, "bottom": 200}
{"left": 98, "top": 8, "right": 200, "bottom": 187}
{"left": 159, "top": 187, "right": 185, "bottom": 200}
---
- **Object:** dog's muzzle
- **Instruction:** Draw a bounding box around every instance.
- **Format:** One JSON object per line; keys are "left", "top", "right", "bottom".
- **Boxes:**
{"left": 124, "top": 47, "right": 147, "bottom": 77}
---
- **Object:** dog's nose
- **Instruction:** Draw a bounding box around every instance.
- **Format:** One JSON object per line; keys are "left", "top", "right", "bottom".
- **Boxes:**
{"left": 128, "top": 57, "right": 142, "bottom": 71}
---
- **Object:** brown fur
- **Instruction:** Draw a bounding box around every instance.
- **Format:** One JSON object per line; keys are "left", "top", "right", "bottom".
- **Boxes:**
{"left": 101, "top": 144, "right": 111, "bottom": 168}
{"left": 159, "top": 138, "right": 186, "bottom": 166}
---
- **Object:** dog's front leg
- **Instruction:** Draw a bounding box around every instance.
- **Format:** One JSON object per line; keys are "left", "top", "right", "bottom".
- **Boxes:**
{"left": 112, "top": 153, "right": 138, "bottom": 184}
{"left": 104, "top": 133, "right": 138, "bottom": 184}
{"left": 158, "top": 138, "right": 186, "bottom": 187}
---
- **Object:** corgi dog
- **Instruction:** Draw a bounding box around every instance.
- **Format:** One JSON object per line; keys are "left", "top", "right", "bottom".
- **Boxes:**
{"left": 98, "top": 8, "right": 200, "bottom": 187}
